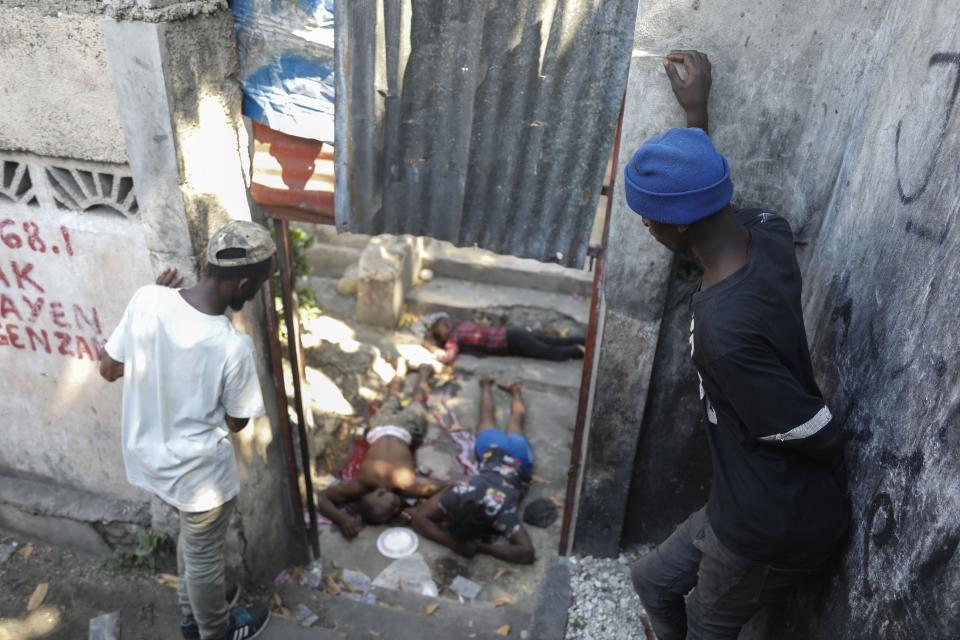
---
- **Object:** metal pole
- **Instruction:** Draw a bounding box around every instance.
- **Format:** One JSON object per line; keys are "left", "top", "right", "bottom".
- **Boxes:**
{"left": 559, "top": 94, "right": 625, "bottom": 555}
{"left": 276, "top": 218, "right": 320, "bottom": 558}
{"left": 262, "top": 276, "right": 307, "bottom": 538}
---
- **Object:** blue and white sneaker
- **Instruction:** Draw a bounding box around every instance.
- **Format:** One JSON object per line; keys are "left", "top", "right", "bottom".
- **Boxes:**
{"left": 216, "top": 603, "right": 271, "bottom": 640}
{"left": 178, "top": 585, "right": 242, "bottom": 639}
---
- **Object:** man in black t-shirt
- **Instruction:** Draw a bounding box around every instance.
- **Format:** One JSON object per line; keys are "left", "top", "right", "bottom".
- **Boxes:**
{"left": 412, "top": 377, "right": 536, "bottom": 564}
{"left": 625, "top": 51, "right": 848, "bottom": 639}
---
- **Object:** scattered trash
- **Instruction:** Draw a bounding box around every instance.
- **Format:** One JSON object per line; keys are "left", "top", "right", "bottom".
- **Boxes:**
{"left": 273, "top": 593, "right": 284, "bottom": 609}
{"left": 27, "top": 582, "right": 48, "bottom": 612}
{"left": 341, "top": 568, "right": 372, "bottom": 594}
{"left": 493, "top": 568, "right": 508, "bottom": 581}
{"left": 89, "top": 611, "right": 120, "bottom": 640}
{"left": 342, "top": 592, "right": 378, "bottom": 606}
{"left": 0, "top": 542, "right": 16, "bottom": 563}
{"left": 18, "top": 543, "right": 34, "bottom": 558}
{"left": 302, "top": 559, "right": 325, "bottom": 589}
{"left": 292, "top": 604, "right": 319, "bottom": 628}
{"left": 496, "top": 624, "right": 511, "bottom": 636}
{"left": 274, "top": 568, "right": 296, "bottom": 586}
{"left": 373, "top": 553, "right": 438, "bottom": 597}
{"left": 423, "top": 603, "right": 440, "bottom": 616}
{"left": 488, "top": 586, "right": 514, "bottom": 608}
{"left": 449, "top": 575, "right": 482, "bottom": 601}
{"left": 324, "top": 575, "right": 341, "bottom": 595}
{"left": 378, "top": 602, "right": 406, "bottom": 612}
{"left": 419, "top": 268, "right": 435, "bottom": 282}
{"left": 156, "top": 573, "right": 179, "bottom": 589}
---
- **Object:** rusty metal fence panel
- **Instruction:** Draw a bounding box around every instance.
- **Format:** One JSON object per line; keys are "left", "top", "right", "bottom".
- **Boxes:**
{"left": 335, "top": 0, "right": 638, "bottom": 266}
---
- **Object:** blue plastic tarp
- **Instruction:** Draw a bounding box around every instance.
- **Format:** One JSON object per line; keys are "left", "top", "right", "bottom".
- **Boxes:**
{"left": 232, "top": 0, "right": 335, "bottom": 143}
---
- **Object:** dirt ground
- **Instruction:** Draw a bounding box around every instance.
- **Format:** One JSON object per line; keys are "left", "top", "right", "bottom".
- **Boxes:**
{"left": 0, "top": 535, "right": 187, "bottom": 639}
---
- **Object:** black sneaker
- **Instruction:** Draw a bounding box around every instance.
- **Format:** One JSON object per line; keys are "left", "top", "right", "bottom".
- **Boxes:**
{"left": 179, "top": 584, "right": 242, "bottom": 639}
{"left": 216, "top": 603, "right": 271, "bottom": 640}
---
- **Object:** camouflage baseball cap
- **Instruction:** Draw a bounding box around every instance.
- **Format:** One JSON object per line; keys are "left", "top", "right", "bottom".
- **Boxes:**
{"left": 206, "top": 220, "right": 276, "bottom": 267}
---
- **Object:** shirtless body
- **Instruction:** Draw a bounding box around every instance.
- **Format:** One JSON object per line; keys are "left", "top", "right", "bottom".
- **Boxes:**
{"left": 316, "top": 365, "right": 445, "bottom": 538}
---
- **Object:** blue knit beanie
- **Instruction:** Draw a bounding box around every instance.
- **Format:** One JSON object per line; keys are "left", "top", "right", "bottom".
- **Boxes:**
{"left": 623, "top": 128, "right": 733, "bottom": 224}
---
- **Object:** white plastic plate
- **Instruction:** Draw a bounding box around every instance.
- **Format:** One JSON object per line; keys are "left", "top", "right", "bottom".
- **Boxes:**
{"left": 376, "top": 528, "right": 419, "bottom": 559}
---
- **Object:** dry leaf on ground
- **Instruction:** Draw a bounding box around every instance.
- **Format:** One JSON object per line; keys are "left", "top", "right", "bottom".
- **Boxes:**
{"left": 423, "top": 603, "right": 439, "bottom": 616}
{"left": 26, "top": 582, "right": 48, "bottom": 612}
{"left": 496, "top": 624, "right": 511, "bottom": 636}
{"left": 156, "top": 574, "right": 179, "bottom": 589}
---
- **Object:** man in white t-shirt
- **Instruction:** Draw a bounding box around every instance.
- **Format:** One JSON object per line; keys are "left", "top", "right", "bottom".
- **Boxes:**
{"left": 100, "top": 220, "right": 276, "bottom": 640}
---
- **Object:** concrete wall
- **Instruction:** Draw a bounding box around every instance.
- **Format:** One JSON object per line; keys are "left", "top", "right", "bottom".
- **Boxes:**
{"left": 0, "top": 0, "right": 303, "bottom": 579}
{"left": 603, "top": 1, "right": 960, "bottom": 638}
{"left": 0, "top": 168, "right": 150, "bottom": 498}
{"left": 0, "top": 1, "right": 127, "bottom": 163}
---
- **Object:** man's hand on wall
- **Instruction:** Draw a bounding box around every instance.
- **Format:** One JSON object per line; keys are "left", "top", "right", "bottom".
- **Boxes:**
{"left": 663, "top": 50, "right": 712, "bottom": 132}
{"left": 155, "top": 267, "right": 184, "bottom": 288}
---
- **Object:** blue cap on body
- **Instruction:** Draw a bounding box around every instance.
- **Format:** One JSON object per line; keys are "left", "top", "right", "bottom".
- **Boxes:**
{"left": 623, "top": 127, "right": 733, "bottom": 225}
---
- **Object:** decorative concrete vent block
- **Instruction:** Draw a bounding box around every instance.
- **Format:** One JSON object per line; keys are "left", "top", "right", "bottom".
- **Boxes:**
{"left": 0, "top": 152, "right": 138, "bottom": 218}
{"left": 0, "top": 160, "right": 39, "bottom": 206}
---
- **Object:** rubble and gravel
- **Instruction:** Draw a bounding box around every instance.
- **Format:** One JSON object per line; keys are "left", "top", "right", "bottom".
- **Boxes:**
{"left": 566, "top": 550, "right": 655, "bottom": 640}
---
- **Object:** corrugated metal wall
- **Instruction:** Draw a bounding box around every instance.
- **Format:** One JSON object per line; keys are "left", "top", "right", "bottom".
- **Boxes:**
{"left": 334, "top": 0, "right": 637, "bottom": 266}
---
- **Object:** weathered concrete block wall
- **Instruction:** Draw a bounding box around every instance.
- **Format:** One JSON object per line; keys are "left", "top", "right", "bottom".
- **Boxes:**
{"left": 611, "top": 1, "right": 960, "bottom": 638}
{"left": 0, "top": 161, "right": 150, "bottom": 497}
{"left": 0, "top": 1, "right": 127, "bottom": 163}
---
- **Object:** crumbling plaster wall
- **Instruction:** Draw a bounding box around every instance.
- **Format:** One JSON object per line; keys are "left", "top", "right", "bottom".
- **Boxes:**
{"left": 610, "top": 1, "right": 960, "bottom": 638}
{"left": 0, "top": 1, "right": 127, "bottom": 163}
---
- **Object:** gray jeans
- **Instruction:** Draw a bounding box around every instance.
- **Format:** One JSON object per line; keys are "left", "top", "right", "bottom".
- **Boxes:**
{"left": 177, "top": 499, "right": 235, "bottom": 639}
{"left": 630, "top": 508, "right": 823, "bottom": 640}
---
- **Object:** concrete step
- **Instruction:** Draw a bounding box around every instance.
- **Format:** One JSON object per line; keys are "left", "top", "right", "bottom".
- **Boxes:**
{"left": 0, "top": 474, "right": 150, "bottom": 558}
{"left": 277, "top": 584, "right": 529, "bottom": 640}
{"left": 262, "top": 616, "right": 347, "bottom": 639}
{"left": 423, "top": 239, "right": 594, "bottom": 297}
{"left": 304, "top": 243, "right": 362, "bottom": 278}
{"left": 406, "top": 278, "right": 590, "bottom": 333}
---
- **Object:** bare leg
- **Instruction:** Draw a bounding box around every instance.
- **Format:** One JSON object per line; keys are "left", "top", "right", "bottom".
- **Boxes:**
{"left": 412, "top": 364, "right": 433, "bottom": 403}
{"left": 478, "top": 376, "right": 497, "bottom": 431}
{"left": 505, "top": 382, "right": 526, "bottom": 435}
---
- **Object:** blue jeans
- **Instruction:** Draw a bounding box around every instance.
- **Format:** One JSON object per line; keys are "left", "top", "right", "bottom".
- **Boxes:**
{"left": 475, "top": 429, "right": 534, "bottom": 475}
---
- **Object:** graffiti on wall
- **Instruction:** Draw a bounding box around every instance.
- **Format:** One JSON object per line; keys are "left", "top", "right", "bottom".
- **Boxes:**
{"left": 0, "top": 217, "right": 105, "bottom": 361}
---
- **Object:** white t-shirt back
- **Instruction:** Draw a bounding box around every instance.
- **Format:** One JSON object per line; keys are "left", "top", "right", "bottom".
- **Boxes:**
{"left": 105, "top": 285, "right": 266, "bottom": 512}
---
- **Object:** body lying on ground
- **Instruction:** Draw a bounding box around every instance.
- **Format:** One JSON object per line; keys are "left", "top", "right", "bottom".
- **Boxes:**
{"left": 428, "top": 316, "right": 584, "bottom": 365}
{"left": 316, "top": 364, "right": 445, "bottom": 538}
{"left": 412, "top": 377, "right": 536, "bottom": 565}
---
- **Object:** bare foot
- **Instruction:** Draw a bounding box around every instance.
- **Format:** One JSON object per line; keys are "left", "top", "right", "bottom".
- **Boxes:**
{"left": 479, "top": 374, "right": 495, "bottom": 387}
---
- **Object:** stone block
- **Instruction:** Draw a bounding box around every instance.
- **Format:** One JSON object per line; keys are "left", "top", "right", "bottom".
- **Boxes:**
{"left": 356, "top": 236, "right": 406, "bottom": 328}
